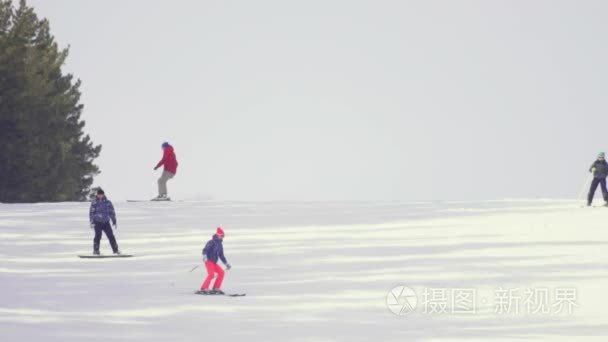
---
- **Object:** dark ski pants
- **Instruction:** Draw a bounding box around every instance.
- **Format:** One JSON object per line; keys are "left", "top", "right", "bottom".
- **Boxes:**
{"left": 588, "top": 177, "right": 608, "bottom": 204}
{"left": 94, "top": 222, "right": 119, "bottom": 253}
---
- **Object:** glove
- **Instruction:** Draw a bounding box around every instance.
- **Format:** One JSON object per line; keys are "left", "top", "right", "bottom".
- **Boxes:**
{"left": 203, "top": 255, "right": 208, "bottom": 262}
{"left": 225, "top": 263, "right": 232, "bottom": 270}
{"left": 592, "top": 167, "right": 596, "bottom": 173}
{"left": 90, "top": 223, "right": 95, "bottom": 229}
{"left": 154, "top": 166, "right": 159, "bottom": 170}
{"left": 113, "top": 223, "right": 118, "bottom": 230}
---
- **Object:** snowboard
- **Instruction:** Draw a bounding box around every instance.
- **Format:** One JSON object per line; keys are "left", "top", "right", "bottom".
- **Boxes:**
{"left": 194, "top": 290, "right": 246, "bottom": 297}
{"left": 78, "top": 254, "right": 134, "bottom": 259}
{"left": 580, "top": 204, "right": 608, "bottom": 208}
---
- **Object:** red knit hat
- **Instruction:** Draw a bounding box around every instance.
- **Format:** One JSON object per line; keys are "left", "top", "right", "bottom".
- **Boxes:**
{"left": 216, "top": 227, "right": 225, "bottom": 236}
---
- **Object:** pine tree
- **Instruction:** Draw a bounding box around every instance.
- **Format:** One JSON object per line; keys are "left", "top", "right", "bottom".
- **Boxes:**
{"left": 0, "top": 0, "right": 101, "bottom": 202}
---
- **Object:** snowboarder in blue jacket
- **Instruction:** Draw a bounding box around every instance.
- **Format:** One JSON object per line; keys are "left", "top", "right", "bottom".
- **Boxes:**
{"left": 89, "top": 189, "right": 120, "bottom": 255}
{"left": 588, "top": 152, "right": 608, "bottom": 206}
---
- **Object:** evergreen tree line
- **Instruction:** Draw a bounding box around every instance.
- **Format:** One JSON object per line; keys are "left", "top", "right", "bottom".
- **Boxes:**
{"left": 0, "top": 0, "right": 101, "bottom": 203}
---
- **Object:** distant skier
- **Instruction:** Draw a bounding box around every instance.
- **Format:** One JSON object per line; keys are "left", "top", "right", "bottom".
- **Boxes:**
{"left": 588, "top": 152, "right": 608, "bottom": 206}
{"left": 89, "top": 189, "right": 120, "bottom": 255}
{"left": 198, "top": 227, "right": 231, "bottom": 295}
{"left": 153, "top": 142, "right": 178, "bottom": 200}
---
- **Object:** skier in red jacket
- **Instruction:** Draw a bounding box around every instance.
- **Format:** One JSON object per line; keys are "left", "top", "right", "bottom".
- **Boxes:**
{"left": 153, "top": 142, "right": 178, "bottom": 200}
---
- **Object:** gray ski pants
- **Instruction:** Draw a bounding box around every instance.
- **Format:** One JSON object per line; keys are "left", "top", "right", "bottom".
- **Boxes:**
{"left": 158, "top": 170, "right": 175, "bottom": 196}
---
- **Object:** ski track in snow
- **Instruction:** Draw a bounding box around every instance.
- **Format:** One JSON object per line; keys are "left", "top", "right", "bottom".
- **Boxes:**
{"left": 0, "top": 200, "right": 607, "bottom": 341}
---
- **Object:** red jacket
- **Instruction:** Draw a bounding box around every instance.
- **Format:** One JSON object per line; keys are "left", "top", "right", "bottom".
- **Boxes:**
{"left": 156, "top": 145, "right": 178, "bottom": 174}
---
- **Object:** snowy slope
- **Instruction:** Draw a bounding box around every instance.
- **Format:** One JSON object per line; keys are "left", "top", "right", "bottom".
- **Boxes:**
{"left": 1, "top": 200, "right": 607, "bottom": 341}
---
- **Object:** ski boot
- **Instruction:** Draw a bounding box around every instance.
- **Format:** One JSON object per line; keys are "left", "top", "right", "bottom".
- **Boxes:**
{"left": 151, "top": 194, "right": 168, "bottom": 201}
{"left": 211, "top": 288, "right": 225, "bottom": 295}
{"left": 93, "top": 243, "right": 100, "bottom": 255}
{"left": 111, "top": 242, "right": 121, "bottom": 255}
{"left": 196, "top": 289, "right": 211, "bottom": 295}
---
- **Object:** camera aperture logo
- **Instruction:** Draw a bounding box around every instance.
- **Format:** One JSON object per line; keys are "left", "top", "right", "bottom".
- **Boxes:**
{"left": 387, "top": 286, "right": 417, "bottom": 315}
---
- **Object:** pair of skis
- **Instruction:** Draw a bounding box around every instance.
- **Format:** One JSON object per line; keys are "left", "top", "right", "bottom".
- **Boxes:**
{"left": 195, "top": 290, "right": 246, "bottom": 297}
{"left": 127, "top": 198, "right": 171, "bottom": 202}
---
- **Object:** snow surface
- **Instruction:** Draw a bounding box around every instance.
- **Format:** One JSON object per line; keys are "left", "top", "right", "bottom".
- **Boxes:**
{"left": 1, "top": 200, "right": 607, "bottom": 341}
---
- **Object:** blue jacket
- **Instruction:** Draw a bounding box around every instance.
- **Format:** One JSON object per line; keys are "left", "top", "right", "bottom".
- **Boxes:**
{"left": 590, "top": 160, "right": 608, "bottom": 178}
{"left": 202, "top": 235, "right": 227, "bottom": 264}
{"left": 89, "top": 198, "right": 117, "bottom": 225}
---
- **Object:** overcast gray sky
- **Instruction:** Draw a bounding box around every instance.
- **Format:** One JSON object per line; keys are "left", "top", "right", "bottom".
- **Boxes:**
{"left": 27, "top": 0, "right": 608, "bottom": 201}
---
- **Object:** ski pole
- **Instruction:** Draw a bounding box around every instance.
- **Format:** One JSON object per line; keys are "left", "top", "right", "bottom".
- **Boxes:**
{"left": 169, "top": 264, "right": 201, "bottom": 287}
{"left": 578, "top": 172, "right": 592, "bottom": 203}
